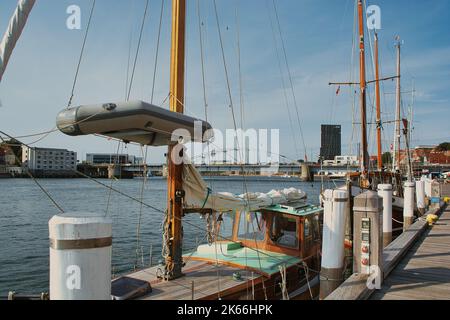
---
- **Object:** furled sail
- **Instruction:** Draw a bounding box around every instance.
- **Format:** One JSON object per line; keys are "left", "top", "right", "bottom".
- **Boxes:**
{"left": 183, "top": 164, "right": 307, "bottom": 212}
{"left": 0, "top": 0, "right": 36, "bottom": 82}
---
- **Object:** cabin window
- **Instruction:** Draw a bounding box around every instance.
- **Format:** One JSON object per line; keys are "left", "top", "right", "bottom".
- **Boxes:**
{"left": 270, "top": 214, "right": 298, "bottom": 249}
{"left": 238, "top": 212, "right": 266, "bottom": 241}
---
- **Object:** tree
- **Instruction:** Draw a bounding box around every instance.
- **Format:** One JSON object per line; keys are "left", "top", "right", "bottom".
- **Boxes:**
{"left": 0, "top": 139, "right": 22, "bottom": 165}
{"left": 436, "top": 142, "right": 450, "bottom": 152}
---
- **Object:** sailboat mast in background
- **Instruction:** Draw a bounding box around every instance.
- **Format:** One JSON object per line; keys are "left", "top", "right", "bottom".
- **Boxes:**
{"left": 393, "top": 37, "right": 402, "bottom": 172}
{"left": 374, "top": 32, "right": 383, "bottom": 171}
{"left": 357, "top": 0, "right": 369, "bottom": 182}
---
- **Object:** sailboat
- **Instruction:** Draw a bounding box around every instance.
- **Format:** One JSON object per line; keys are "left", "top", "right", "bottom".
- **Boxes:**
{"left": 328, "top": 0, "right": 417, "bottom": 239}
{"left": 0, "top": 0, "right": 324, "bottom": 300}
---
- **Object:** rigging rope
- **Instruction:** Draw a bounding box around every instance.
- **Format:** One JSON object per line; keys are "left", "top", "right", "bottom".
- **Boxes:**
{"left": 67, "top": 0, "right": 97, "bottom": 109}
{"left": 151, "top": 0, "right": 165, "bottom": 104}
{"left": 265, "top": 0, "right": 300, "bottom": 159}
{"left": 135, "top": 146, "right": 149, "bottom": 269}
{"left": 271, "top": 0, "right": 308, "bottom": 162}
{"left": 127, "top": 0, "right": 150, "bottom": 101}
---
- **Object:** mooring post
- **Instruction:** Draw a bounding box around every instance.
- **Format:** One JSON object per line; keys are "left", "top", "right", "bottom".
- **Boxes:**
{"left": 320, "top": 189, "right": 348, "bottom": 299}
{"left": 415, "top": 180, "right": 426, "bottom": 216}
{"left": 378, "top": 184, "right": 393, "bottom": 247}
{"left": 430, "top": 180, "right": 441, "bottom": 210}
{"left": 49, "top": 212, "right": 112, "bottom": 300}
{"left": 301, "top": 163, "right": 313, "bottom": 182}
{"left": 344, "top": 180, "right": 353, "bottom": 279}
{"left": 353, "top": 191, "right": 383, "bottom": 284}
{"left": 403, "top": 182, "right": 415, "bottom": 230}
{"left": 149, "top": 243, "right": 153, "bottom": 267}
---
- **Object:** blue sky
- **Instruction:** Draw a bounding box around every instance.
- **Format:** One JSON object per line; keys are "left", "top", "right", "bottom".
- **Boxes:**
{"left": 0, "top": 0, "right": 449, "bottom": 164}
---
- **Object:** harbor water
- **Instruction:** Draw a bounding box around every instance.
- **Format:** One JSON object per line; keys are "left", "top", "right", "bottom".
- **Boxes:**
{"left": 0, "top": 177, "right": 339, "bottom": 295}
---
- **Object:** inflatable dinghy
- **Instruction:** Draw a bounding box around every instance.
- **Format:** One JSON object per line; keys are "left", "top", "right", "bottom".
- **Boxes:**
{"left": 56, "top": 101, "right": 213, "bottom": 146}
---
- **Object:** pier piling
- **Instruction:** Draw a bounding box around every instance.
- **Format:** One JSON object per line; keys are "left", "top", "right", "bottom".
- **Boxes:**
{"left": 378, "top": 184, "right": 393, "bottom": 247}
{"left": 415, "top": 180, "right": 426, "bottom": 216}
{"left": 320, "top": 189, "right": 348, "bottom": 299}
{"left": 403, "top": 182, "right": 415, "bottom": 230}
{"left": 49, "top": 212, "right": 112, "bottom": 300}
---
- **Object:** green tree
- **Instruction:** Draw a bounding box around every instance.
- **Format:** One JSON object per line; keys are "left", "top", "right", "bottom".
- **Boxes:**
{"left": 436, "top": 142, "right": 450, "bottom": 151}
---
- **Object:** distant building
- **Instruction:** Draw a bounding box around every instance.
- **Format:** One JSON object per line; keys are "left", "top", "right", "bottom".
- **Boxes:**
{"left": 0, "top": 147, "right": 6, "bottom": 165}
{"left": 22, "top": 146, "right": 77, "bottom": 172}
{"left": 320, "top": 125, "right": 342, "bottom": 161}
{"left": 86, "top": 154, "right": 142, "bottom": 165}
{"left": 397, "top": 146, "right": 450, "bottom": 165}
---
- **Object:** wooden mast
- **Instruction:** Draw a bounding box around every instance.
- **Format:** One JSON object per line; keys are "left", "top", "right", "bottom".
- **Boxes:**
{"left": 357, "top": 0, "right": 369, "bottom": 184}
{"left": 165, "top": 0, "right": 186, "bottom": 280}
{"left": 374, "top": 32, "right": 383, "bottom": 171}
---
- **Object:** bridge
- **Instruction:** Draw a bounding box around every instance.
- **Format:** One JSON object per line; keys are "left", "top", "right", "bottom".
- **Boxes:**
{"left": 125, "top": 163, "right": 359, "bottom": 176}
{"left": 80, "top": 163, "right": 450, "bottom": 178}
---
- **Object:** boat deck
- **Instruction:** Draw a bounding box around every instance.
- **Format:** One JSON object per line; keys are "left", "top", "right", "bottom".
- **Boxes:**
{"left": 125, "top": 260, "right": 262, "bottom": 300}
{"left": 371, "top": 205, "right": 450, "bottom": 300}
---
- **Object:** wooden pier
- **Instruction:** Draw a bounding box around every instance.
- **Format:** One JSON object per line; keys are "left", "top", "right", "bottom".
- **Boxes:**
{"left": 371, "top": 204, "right": 450, "bottom": 300}
{"left": 327, "top": 190, "right": 450, "bottom": 300}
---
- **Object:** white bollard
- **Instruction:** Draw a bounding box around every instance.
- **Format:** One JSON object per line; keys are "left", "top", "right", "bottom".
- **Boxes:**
{"left": 416, "top": 180, "right": 426, "bottom": 216}
{"left": 403, "top": 182, "right": 415, "bottom": 231}
{"left": 49, "top": 212, "right": 112, "bottom": 300}
{"left": 320, "top": 189, "right": 348, "bottom": 299}
{"left": 423, "top": 177, "right": 432, "bottom": 198}
{"left": 378, "top": 184, "right": 392, "bottom": 247}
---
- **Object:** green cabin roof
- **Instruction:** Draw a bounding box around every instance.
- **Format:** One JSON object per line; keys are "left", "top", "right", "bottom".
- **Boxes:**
{"left": 264, "top": 202, "right": 323, "bottom": 217}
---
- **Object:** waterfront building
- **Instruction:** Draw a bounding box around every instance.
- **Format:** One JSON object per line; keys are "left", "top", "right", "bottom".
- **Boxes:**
{"left": 21, "top": 146, "right": 77, "bottom": 172}
{"left": 86, "top": 154, "right": 143, "bottom": 165}
{"left": 320, "top": 125, "right": 342, "bottom": 161}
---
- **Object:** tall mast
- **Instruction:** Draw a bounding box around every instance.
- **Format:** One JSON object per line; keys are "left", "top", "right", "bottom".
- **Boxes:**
{"left": 393, "top": 37, "right": 401, "bottom": 172}
{"left": 357, "top": 0, "right": 369, "bottom": 182}
{"left": 374, "top": 32, "right": 383, "bottom": 171}
{"left": 165, "top": 0, "right": 186, "bottom": 280}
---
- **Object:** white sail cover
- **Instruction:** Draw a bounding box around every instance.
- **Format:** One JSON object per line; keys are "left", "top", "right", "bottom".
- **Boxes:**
{"left": 0, "top": 0, "right": 36, "bottom": 82}
{"left": 183, "top": 164, "right": 307, "bottom": 212}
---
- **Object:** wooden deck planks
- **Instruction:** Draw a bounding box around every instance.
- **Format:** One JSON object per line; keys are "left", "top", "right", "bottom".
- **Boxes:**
{"left": 124, "top": 260, "right": 261, "bottom": 300}
{"left": 371, "top": 206, "right": 450, "bottom": 300}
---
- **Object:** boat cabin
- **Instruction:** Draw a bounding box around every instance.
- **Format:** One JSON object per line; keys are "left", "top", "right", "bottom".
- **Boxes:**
{"left": 186, "top": 203, "right": 323, "bottom": 277}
